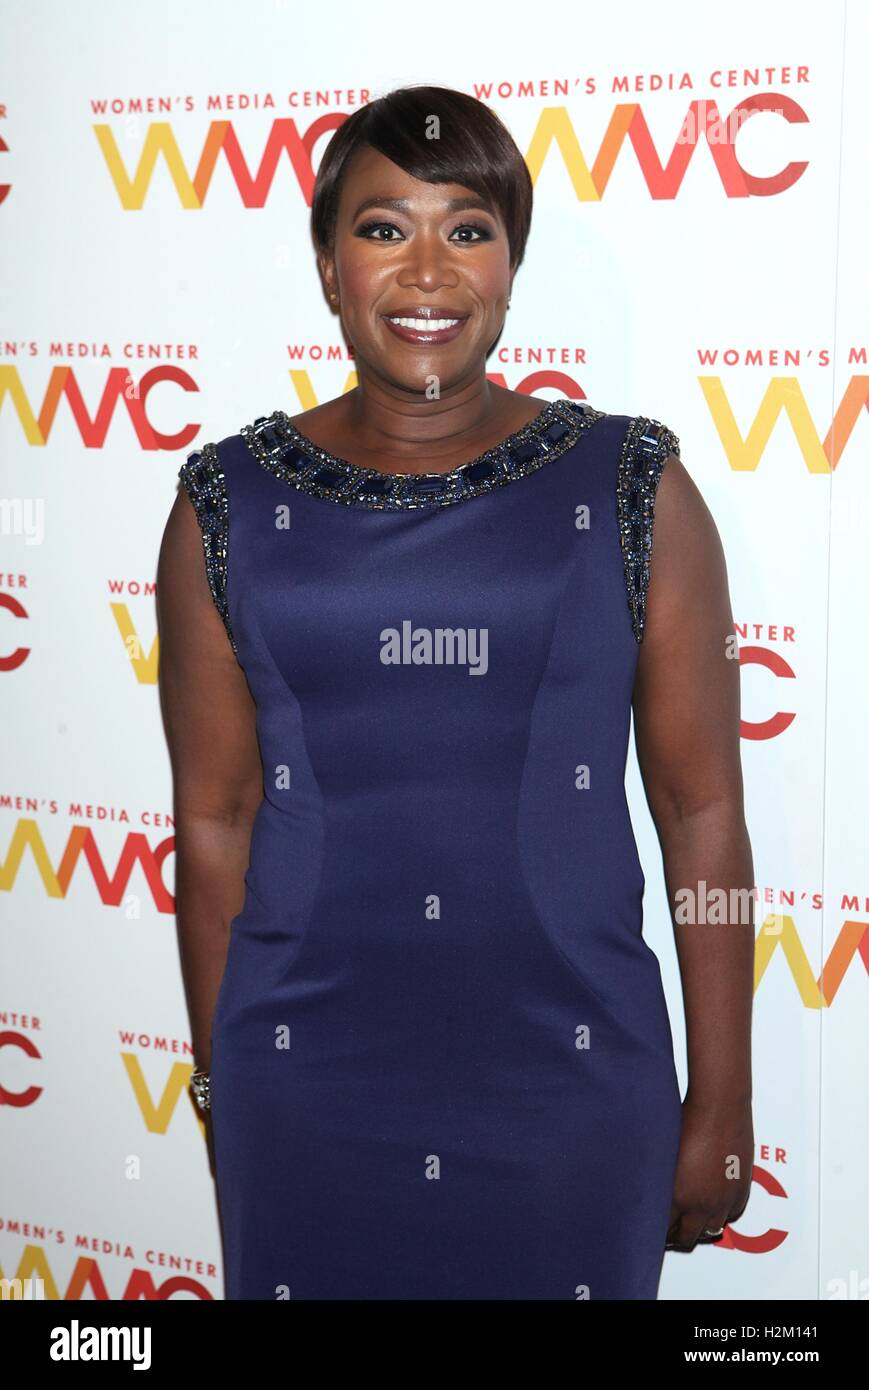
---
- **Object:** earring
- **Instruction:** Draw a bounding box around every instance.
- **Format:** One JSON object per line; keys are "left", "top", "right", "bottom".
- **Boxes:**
{"left": 507, "top": 298, "right": 512, "bottom": 309}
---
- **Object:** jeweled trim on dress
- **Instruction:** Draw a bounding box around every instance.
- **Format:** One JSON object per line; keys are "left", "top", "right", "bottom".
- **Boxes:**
{"left": 616, "top": 416, "right": 681, "bottom": 643}
{"left": 239, "top": 397, "right": 607, "bottom": 512}
{"left": 177, "top": 442, "right": 238, "bottom": 654}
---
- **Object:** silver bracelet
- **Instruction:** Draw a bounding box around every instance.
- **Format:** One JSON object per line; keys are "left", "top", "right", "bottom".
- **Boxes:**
{"left": 191, "top": 1069, "right": 211, "bottom": 1112}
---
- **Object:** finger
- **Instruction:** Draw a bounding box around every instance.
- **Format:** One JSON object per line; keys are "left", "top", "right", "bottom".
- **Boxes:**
{"left": 664, "top": 1210, "right": 683, "bottom": 1248}
{"left": 668, "top": 1211, "right": 709, "bottom": 1252}
{"left": 696, "top": 1218, "right": 728, "bottom": 1244}
{"left": 729, "top": 1192, "right": 750, "bottom": 1223}
{"left": 665, "top": 1214, "right": 689, "bottom": 1250}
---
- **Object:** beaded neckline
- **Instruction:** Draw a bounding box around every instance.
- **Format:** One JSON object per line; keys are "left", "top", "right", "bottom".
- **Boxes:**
{"left": 178, "top": 403, "right": 681, "bottom": 657}
{"left": 239, "top": 397, "right": 606, "bottom": 512}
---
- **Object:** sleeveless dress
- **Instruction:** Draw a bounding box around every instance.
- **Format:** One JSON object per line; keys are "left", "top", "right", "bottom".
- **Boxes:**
{"left": 177, "top": 397, "right": 684, "bottom": 1301}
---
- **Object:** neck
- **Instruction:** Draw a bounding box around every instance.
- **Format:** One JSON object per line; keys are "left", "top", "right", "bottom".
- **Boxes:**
{"left": 340, "top": 378, "right": 507, "bottom": 463}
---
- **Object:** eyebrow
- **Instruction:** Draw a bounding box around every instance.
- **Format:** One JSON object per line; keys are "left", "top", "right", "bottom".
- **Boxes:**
{"left": 351, "top": 194, "right": 495, "bottom": 219}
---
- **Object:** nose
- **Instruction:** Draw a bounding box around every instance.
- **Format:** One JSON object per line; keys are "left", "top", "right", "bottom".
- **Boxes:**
{"left": 395, "top": 231, "right": 459, "bottom": 294}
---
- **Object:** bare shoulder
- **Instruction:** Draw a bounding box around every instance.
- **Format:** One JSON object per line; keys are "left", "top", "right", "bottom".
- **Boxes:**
{"left": 632, "top": 445, "right": 736, "bottom": 673}
{"left": 651, "top": 452, "right": 729, "bottom": 598}
{"left": 656, "top": 451, "right": 718, "bottom": 534}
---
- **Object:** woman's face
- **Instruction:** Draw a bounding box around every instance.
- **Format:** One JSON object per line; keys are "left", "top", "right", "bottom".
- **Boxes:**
{"left": 320, "top": 144, "right": 514, "bottom": 395}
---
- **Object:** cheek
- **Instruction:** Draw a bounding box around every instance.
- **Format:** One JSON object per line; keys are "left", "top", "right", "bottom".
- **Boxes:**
{"left": 465, "top": 248, "right": 513, "bottom": 302}
{"left": 336, "top": 247, "right": 392, "bottom": 302}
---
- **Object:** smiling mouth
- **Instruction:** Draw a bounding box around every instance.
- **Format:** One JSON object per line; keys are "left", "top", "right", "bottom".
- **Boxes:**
{"left": 384, "top": 315, "right": 464, "bottom": 331}
{"left": 380, "top": 313, "right": 469, "bottom": 345}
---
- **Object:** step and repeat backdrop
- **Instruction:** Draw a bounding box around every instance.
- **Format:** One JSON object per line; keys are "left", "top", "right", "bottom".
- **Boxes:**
{"left": 2, "top": 0, "right": 867, "bottom": 1301}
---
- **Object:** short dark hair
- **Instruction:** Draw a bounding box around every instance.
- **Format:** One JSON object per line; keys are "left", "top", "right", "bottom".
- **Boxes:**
{"left": 311, "top": 84, "right": 533, "bottom": 270}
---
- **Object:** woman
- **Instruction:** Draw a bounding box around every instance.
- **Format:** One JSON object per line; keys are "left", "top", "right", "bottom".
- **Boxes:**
{"left": 157, "top": 84, "right": 755, "bottom": 1301}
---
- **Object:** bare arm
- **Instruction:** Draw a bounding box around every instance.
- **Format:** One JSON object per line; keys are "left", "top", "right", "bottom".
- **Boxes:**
{"left": 632, "top": 451, "right": 755, "bottom": 1247}
{"left": 156, "top": 484, "right": 262, "bottom": 1074}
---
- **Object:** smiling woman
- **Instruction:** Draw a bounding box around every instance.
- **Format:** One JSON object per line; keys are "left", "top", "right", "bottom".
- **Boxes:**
{"left": 158, "top": 82, "right": 755, "bottom": 1303}
{"left": 291, "top": 85, "right": 543, "bottom": 469}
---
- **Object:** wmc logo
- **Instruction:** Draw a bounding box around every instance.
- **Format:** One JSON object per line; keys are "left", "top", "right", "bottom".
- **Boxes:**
{"left": 0, "top": 1247, "right": 213, "bottom": 1299}
{"left": 0, "top": 819, "right": 176, "bottom": 913}
{"left": 91, "top": 100, "right": 812, "bottom": 210}
{"left": 49, "top": 1319, "right": 151, "bottom": 1369}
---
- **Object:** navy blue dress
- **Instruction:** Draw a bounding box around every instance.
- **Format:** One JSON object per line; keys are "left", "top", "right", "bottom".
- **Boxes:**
{"left": 178, "top": 397, "right": 684, "bottom": 1301}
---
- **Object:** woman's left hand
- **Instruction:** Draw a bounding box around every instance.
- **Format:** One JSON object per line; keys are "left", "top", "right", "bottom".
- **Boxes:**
{"left": 665, "top": 1094, "right": 754, "bottom": 1251}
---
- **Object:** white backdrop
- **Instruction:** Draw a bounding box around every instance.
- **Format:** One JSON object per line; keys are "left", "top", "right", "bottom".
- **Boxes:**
{"left": 2, "top": 0, "right": 867, "bottom": 1301}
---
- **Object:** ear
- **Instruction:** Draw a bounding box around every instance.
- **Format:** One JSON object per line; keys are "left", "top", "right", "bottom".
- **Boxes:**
{"left": 317, "top": 249, "right": 337, "bottom": 301}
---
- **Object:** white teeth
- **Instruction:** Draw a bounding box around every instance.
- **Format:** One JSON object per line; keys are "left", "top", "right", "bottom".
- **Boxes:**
{"left": 386, "top": 316, "right": 461, "bottom": 331}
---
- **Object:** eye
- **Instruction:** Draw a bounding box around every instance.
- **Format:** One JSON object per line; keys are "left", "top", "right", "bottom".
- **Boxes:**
{"left": 355, "top": 221, "right": 404, "bottom": 241}
{"left": 449, "top": 222, "right": 493, "bottom": 243}
{"left": 354, "top": 219, "right": 494, "bottom": 244}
